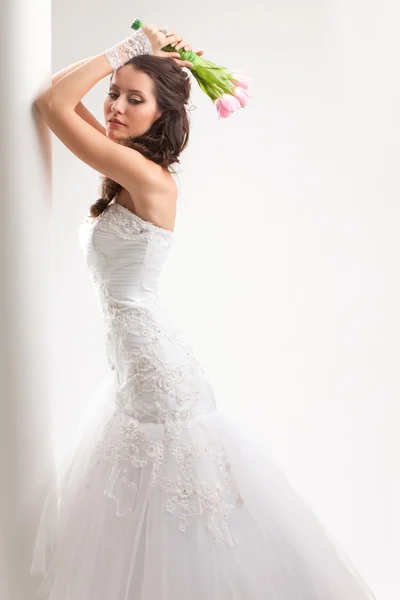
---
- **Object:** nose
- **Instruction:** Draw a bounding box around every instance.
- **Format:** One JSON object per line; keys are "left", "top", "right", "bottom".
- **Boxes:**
{"left": 111, "top": 96, "right": 126, "bottom": 113}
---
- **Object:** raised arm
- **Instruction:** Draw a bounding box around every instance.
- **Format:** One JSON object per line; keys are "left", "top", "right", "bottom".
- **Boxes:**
{"left": 51, "top": 57, "right": 106, "bottom": 136}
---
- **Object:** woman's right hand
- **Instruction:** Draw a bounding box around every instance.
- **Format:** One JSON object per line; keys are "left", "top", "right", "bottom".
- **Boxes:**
{"left": 143, "top": 25, "right": 203, "bottom": 69}
{"left": 172, "top": 47, "right": 204, "bottom": 69}
{"left": 165, "top": 31, "right": 204, "bottom": 68}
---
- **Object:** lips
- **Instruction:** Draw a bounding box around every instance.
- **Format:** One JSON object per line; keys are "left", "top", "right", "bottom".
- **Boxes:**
{"left": 109, "top": 118, "right": 125, "bottom": 125}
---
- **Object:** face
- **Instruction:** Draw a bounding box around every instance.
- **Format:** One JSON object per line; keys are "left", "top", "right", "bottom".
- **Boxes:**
{"left": 103, "top": 65, "right": 162, "bottom": 141}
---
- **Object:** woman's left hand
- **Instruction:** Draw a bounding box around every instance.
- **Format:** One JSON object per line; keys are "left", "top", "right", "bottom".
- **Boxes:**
{"left": 143, "top": 24, "right": 201, "bottom": 68}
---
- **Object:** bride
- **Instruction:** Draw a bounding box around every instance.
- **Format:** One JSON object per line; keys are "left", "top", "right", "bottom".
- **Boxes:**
{"left": 31, "top": 23, "right": 378, "bottom": 600}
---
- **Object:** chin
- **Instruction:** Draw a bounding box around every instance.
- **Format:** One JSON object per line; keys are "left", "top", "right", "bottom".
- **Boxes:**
{"left": 108, "top": 129, "right": 129, "bottom": 139}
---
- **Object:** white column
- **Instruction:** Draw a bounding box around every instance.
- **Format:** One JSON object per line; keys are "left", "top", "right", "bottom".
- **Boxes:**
{"left": 0, "top": 0, "right": 55, "bottom": 597}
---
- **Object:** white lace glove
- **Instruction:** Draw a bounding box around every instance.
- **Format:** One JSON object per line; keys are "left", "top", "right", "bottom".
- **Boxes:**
{"left": 104, "top": 28, "right": 154, "bottom": 70}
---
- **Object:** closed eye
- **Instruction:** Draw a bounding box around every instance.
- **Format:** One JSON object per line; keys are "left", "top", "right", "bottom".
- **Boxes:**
{"left": 107, "top": 92, "right": 142, "bottom": 105}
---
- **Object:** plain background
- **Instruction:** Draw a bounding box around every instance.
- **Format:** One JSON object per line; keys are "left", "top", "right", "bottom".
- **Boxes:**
{"left": 49, "top": 2, "right": 399, "bottom": 599}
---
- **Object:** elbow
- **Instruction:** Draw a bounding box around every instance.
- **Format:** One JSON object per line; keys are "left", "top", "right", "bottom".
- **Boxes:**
{"left": 35, "top": 94, "right": 51, "bottom": 110}
{"left": 35, "top": 93, "right": 66, "bottom": 115}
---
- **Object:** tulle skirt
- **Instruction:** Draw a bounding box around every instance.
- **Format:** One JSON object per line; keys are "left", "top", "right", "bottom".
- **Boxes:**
{"left": 31, "top": 369, "right": 378, "bottom": 600}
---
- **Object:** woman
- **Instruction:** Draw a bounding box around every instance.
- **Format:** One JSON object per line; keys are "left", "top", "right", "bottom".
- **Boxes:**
{"left": 31, "top": 24, "right": 378, "bottom": 600}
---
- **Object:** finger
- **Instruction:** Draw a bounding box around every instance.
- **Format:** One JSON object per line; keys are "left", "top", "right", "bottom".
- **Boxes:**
{"left": 160, "top": 52, "right": 185, "bottom": 63}
{"left": 161, "top": 51, "right": 182, "bottom": 60}
{"left": 161, "top": 32, "right": 176, "bottom": 44}
{"left": 169, "top": 35, "right": 183, "bottom": 47}
{"left": 175, "top": 40, "right": 190, "bottom": 51}
{"left": 176, "top": 42, "right": 192, "bottom": 51}
{"left": 174, "top": 59, "right": 193, "bottom": 68}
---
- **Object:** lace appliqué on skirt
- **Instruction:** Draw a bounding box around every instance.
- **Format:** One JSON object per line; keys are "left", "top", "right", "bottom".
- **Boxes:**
{"left": 91, "top": 410, "right": 245, "bottom": 547}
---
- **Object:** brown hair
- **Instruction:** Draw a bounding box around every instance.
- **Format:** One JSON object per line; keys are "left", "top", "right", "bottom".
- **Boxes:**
{"left": 89, "top": 54, "right": 193, "bottom": 218}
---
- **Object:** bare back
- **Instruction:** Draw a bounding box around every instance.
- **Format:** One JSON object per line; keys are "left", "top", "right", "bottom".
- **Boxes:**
{"left": 110, "top": 167, "right": 178, "bottom": 233}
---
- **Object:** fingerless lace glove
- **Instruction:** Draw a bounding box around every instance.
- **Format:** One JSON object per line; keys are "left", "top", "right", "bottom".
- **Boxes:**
{"left": 104, "top": 28, "right": 153, "bottom": 70}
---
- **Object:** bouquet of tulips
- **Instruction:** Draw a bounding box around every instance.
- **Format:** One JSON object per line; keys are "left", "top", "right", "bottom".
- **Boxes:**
{"left": 132, "top": 19, "right": 252, "bottom": 119}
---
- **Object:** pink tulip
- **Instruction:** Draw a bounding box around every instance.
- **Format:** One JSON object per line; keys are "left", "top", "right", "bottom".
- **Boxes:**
{"left": 229, "top": 70, "right": 253, "bottom": 92}
{"left": 215, "top": 94, "right": 241, "bottom": 119}
{"left": 132, "top": 21, "right": 253, "bottom": 120}
{"left": 233, "top": 86, "right": 252, "bottom": 107}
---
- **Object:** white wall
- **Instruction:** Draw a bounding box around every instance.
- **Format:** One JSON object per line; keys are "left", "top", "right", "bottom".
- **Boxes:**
{"left": 50, "top": 2, "right": 399, "bottom": 599}
{"left": 0, "top": 0, "right": 54, "bottom": 598}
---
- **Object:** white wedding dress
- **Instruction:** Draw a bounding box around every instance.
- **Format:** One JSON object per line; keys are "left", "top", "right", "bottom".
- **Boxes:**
{"left": 31, "top": 201, "right": 378, "bottom": 599}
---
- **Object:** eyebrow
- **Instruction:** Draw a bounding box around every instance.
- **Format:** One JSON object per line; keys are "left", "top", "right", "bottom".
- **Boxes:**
{"left": 109, "top": 83, "right": 146, "bottom": 96}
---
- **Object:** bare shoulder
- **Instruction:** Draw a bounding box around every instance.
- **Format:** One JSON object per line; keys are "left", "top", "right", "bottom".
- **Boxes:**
{"left": 126, "top": 166, "right": 178, "bottom": 233}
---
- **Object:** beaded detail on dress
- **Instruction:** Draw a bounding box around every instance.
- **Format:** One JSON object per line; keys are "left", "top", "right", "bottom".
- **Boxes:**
{"left": 84, "top": 202, "right": 174, "bottom": 241}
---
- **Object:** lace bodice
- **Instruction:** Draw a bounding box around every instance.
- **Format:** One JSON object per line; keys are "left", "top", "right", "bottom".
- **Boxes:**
{"left": 78, "top": 202, "right": 216, "bottom": 422}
